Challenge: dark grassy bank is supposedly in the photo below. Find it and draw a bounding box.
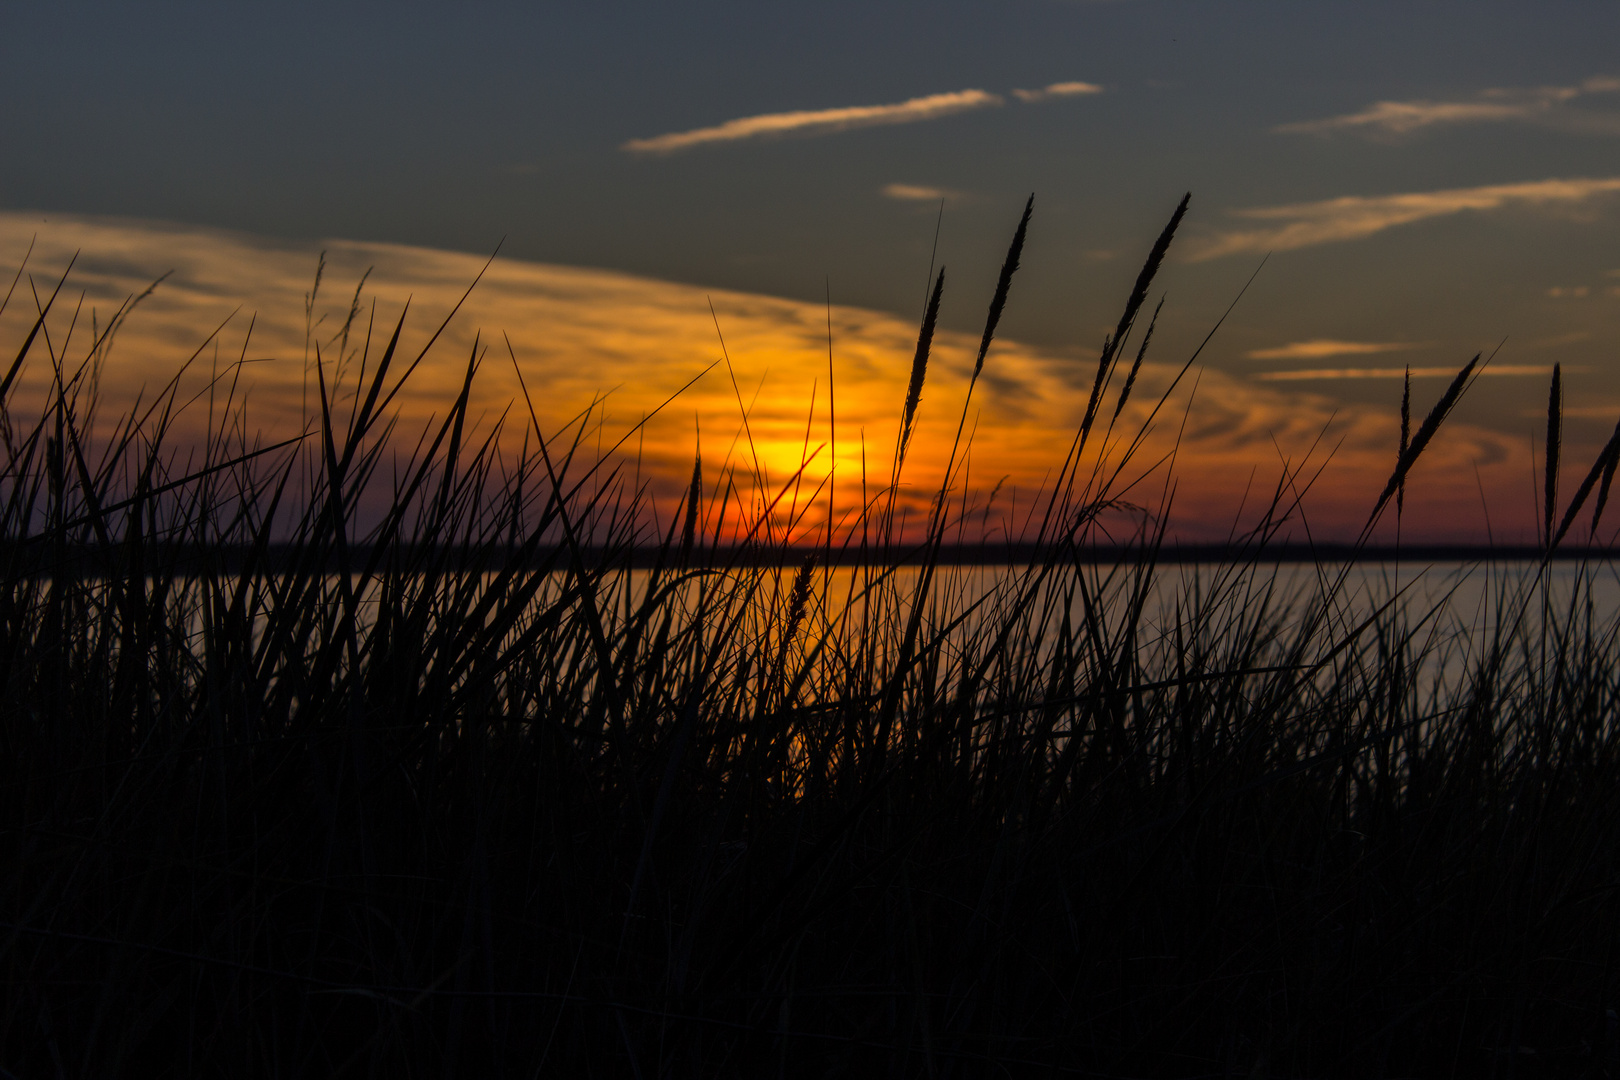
[6,199,1620,1078]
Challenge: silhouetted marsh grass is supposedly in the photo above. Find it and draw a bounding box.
[5,200,1620,1078]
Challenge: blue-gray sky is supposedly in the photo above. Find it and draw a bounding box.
[4,1,1620,539]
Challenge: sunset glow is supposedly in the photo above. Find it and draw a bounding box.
[0,212,1566,545]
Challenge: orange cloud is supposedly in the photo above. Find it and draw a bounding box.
[0,211,1549,544]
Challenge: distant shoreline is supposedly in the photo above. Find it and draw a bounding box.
[4,541,1613,574]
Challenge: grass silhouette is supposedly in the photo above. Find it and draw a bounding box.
[3,198,1620,1077]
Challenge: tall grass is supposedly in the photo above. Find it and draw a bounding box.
[4,199,1620,1078]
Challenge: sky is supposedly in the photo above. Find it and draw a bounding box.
[3,1,1620,544]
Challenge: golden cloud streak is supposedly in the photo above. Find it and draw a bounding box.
[1246,339,1419,361]
[1010,81,1102,103]
[882,183,960,203]
[622,90,1001,154]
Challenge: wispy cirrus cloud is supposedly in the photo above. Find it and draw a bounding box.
[623,80,1102,154]
[1011,81,1102,103]
[623,90,1003,154]
[1255,364,1567,382]
[1246,339,1419,361]
[1190,177,1620,261]
[1277,76,1620,136]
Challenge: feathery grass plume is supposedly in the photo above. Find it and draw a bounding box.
[901,267,945,458]
[1081,333,1113,445]
[1111,295,1163,424]
[682,445,702,553]
[1544,363,1562,549]
[885,196,1036,758]
[1082,193,1189,444]
[929,195,1037,540]
[1365,352,1479,532]
[1111,193,1189,358]
[972,194,1034,379]
[1397,366,1411,516]
[1553,414,1620,549]
[785,551,817,644]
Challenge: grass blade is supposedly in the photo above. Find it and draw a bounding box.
[901,268,945,459]
[1553,413,1620,549]
[1111,296,1163,426]
[1544,363,1562,549]
[973,195,1034,379]
[1397,366,1411,517]
[1082,194,1189,449]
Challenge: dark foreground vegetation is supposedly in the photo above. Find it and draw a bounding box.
[6,197,1620,1078]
